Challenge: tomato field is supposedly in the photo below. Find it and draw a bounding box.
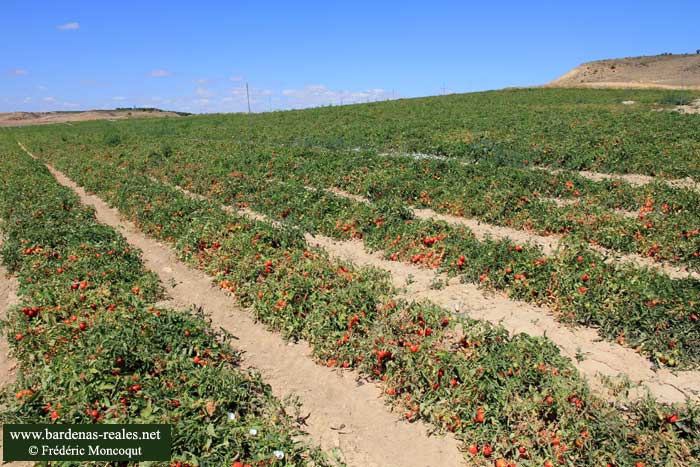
[1,88,700,466]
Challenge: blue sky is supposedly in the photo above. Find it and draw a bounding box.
[2,1,698,113]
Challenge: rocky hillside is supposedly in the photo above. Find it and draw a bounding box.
[549,53,700,89]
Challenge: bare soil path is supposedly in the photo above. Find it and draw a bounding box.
[0,257,19,391]
[0,243,32,467]
[320,186,558,255]
[382,150,700,195]
[534,166,700,194]
[23,148,465,467]
[305,236,700,404]
[326,186,699,281]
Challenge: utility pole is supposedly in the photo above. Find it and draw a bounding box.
[246,82,251,114]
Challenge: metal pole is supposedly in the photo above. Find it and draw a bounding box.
[246,83,251,114]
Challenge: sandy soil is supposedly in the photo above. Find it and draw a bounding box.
[382,152,700,194]
[325,187,372,204]
[29,154,464,467]
[416,205,699,281]
[412,208,560,255]
[575,170,700,192]
[158,178,700,404]
[0,257,19,388]
[549,81,700,90]
[548,54,700,89]
[672,99,700,114]
[305,236,700,404]
[326,186,698,281]
[0,110,181,128]
[0,243,32,467]
[536,166,700,200]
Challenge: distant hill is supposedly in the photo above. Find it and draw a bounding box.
[548,53,700,89]
[0,108,187,127]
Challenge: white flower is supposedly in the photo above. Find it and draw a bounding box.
[228,412,237,421]
[248,428,258,436]
[273,450,284,460]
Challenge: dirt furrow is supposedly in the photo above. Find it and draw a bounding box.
[157,179,700,404]
[323,186,560,254]
[304,236,700,404]
[0,238,32,467]
[412,208,561,255]
[578,170,700,192]
[0,247,19,387]
[381,150,700,192]
[415,206,698,280]
[533,166,700,193]
[27,154,465,467]
[326,186,699,281]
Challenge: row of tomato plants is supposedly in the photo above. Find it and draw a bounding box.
[59,88,700,179]
[22,120,700,273]
[62,137,700,371]
[0,138,334,467]
[191,164,700,368]
[253,144,700,272]
[303,149,700,272]
[17,136,700,467]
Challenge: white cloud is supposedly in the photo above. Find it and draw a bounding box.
[207,84,393,113]
[195,87,215,98]
[43,96,57,103]
[22,97,32,103]
[281,84,391,108]
[57,22,80,31]
[35,85,48,91]
[193,98,211,111]
[205,85,264,113]
[229,75,243,82]
[195,78,213,85]
[112,96,126,101]
[149,69,172,77]
[9,69,29,76]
